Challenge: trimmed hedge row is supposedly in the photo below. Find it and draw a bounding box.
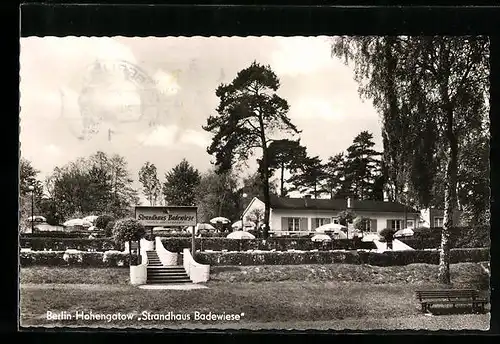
[20,237,122,252]
[195,248,490,266]
[161,237,377,252]
[21,231,104,238]
[398,226,490,249]
[19,250,139,267]
[152,231,228,238]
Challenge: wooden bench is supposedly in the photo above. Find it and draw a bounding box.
[416,289,488,313]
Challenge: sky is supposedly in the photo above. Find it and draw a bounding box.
[19,36,383,202]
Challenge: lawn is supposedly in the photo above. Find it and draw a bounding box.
[19,262,490,330]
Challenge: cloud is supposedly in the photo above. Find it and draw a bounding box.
[153,69,181,96]
[137,125,180,147]
[270,37,334,77]
[292,97,344,122]
[180,129,210,148]
[43,144,62,157]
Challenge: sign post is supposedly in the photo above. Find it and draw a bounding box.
[192,211,197,256]
[135,206,198,253]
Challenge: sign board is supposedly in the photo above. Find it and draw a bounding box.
[135,206,197,227]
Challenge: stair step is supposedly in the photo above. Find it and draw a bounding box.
[148,274,188,278]
[147,280,192,284]
[147,275,189,278]
[147,278,191,283]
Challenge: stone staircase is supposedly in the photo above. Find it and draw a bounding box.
[145,250,191,284]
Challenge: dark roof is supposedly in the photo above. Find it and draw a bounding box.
[268,195,418,213]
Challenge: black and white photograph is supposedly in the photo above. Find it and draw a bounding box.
[19,35,490,330]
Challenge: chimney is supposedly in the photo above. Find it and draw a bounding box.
[347,196,352,209]
[304,194,311,207]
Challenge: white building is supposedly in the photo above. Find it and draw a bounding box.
[242,195,420,235]
[419,208,462,228]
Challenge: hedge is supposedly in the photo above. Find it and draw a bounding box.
[20,237,122,252]
[19,250,139,267]
[398,226,490,249]
[151,231,227,238]
[195,248,490,266]
[21,231,105,239]
[160,237,377,253]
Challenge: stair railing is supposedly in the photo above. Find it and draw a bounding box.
[183,248,210,283]
[155,236,178,266]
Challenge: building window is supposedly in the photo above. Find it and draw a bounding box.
[314,218,330,229]
[288,217,301,231]
[406,220,415,229]
[434,217,444,228]
[364,219,372,232]
[389,220,403,231]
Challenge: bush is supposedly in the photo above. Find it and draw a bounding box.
[196,250,361,266]
[195,248,489,266]
[398,226,490,249]
[354,217,371,232]
[20,250,138,267]
[105,221,116,237]
[160,237,377,253]
[378,228,395,242]
[112,218,146,243]
[20,232,96,239]
[112,218,146,266]
[19,237,122,251]
[95,214,115,230]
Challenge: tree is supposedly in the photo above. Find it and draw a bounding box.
[203,62,300,239]
[267,139,307,197]
[195,169,240,223]
[19,158,44,229]
[46,152,138,220]
[20,158,43,196]
[95,214,115,230]
[343,131,382,200]
[105,220,116,238]
[247,208,265,226]
[456,128,490,226]
[163,159,201,206]
[338,210,357,226]
[139,162,162,206]
[321,153,348,199]
[112,218,146,266]
[332,36,490,283]
[37,197,64,226]
[241,171,279,201]
[379,227,396,249]
[107,154,140,218]
[287,156,327,198]
[354,216,371,233]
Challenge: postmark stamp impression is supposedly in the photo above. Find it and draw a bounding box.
[60,59,162,142]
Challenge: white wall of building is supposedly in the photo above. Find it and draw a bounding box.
[242,197,266,224]
[271,209,419,233]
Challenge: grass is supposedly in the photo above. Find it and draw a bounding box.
[21,262,490,290]
[20,267,130,285]
[19,262,491,329]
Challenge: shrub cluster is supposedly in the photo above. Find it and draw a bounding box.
[19,250,138,267]
[398,226,490,249]
[20,237,123,252]
[160,237,377,253]
[196,250,361,266]
[196,248,489,266]
[154,231,227,238]
[21,231,104,239]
